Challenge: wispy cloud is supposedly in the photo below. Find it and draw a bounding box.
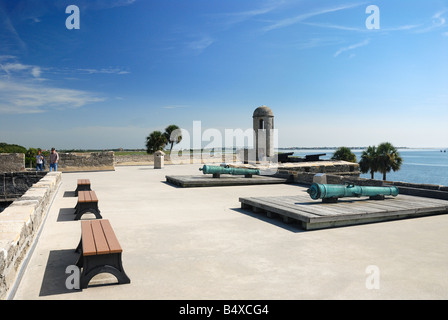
[334,39,370,57]
[0,5,27,53]
[302,21,365,32]
[0,58,42,79]
[161,105,188,110]
[302,21,421,33]
[79,0,138,11]
[0,56,105,114]
[76,68,130,75]
[415,10,447,33]
[294,37,345,50]
[382,24,422,32]
[0,79,105,114]
[263,2,367,32]
[212,0,285,27]
[223,0,285,24]
[186,36,215,54]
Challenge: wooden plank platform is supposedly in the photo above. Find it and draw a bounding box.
[239,193,448,230]
[166,175,289,188]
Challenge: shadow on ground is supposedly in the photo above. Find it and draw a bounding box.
[39,249,79,296]
[231,207,306,233]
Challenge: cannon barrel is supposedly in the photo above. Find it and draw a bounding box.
[199,165,260,176]
[307,183,399,202]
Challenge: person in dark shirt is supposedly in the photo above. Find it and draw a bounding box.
[49,147,59,171]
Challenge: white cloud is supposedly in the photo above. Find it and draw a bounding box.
[31,66,41,78]
[0,79,105,114]
[0,57,43,79]
[0,57,105,114]
[334,39,370,57]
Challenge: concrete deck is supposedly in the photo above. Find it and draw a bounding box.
[10,165,448,300]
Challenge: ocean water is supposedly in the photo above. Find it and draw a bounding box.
[278,148,448,187]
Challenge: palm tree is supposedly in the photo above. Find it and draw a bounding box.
[146,131,167,154]
[359,145,378,179]
[331,146,357,163]
[376,142,403,181]
[164,125,182,154]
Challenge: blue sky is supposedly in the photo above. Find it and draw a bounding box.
[0,0,447,149]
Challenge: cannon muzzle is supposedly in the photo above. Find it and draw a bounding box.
[307,183,399,203]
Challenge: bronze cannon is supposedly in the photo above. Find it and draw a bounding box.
[307,183,399,203]
[199,165,260,178]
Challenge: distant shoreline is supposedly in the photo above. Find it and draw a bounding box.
[56,146,448,154]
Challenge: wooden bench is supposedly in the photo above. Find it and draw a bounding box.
[74,190,102,220]
[75,179,91,196]
[75,219,130,289]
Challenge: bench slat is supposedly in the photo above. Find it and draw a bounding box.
[78,191,98,203]
[90,191,98,202]
[81,221,97,256]
[78,191,86,203]
[100,220,123,254]
[91,220,110,255]
[80,220,122,256]
[77,179,90,185]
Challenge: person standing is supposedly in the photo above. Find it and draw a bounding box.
[36,149,44,171]
[49,147,59,171]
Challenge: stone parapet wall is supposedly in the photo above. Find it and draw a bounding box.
[115,153,237,166]
[53,152,115,172]
[0,172,61,300]
[115,154,155,165]
[287,172,365,185]
[232,160,360,179]
[0,154,25,173]
[276,160,359,175]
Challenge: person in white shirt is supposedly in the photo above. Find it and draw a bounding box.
[36,149,44,171]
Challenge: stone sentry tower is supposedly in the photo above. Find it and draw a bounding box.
[253,105,274,162]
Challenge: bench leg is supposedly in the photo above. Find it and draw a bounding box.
[78,253,131,289]
[75,238,84,267]
[74,203,102,220]
[75,185,91,196]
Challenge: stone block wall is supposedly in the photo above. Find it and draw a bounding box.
[50,151,115,172]
[0,172,47,202]
[0,172,61,300]
[115,153,155,165]
[0,154,25,173]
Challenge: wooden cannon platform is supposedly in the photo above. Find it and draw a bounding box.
[239,193,448,230]
[166,175,289,188]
